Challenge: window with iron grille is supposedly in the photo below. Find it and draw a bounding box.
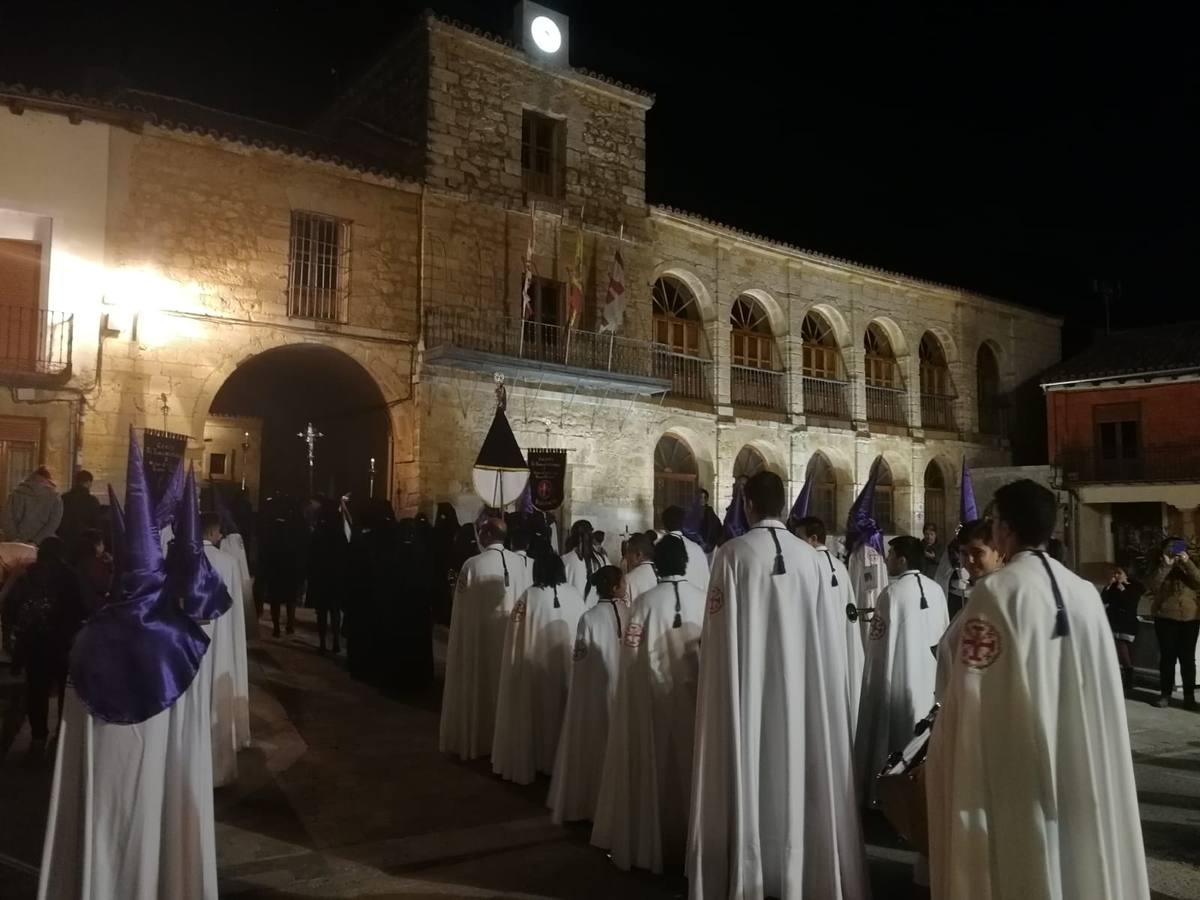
[919,333,953,396]
[522,110,565,199]
[288,211,351,322]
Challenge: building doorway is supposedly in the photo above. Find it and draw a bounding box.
[653,434,697,527]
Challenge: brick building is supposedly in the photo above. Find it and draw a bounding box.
[1043,322,1200,566]
[0,7,1062,549]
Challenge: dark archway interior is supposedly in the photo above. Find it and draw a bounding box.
[210,345,391,507]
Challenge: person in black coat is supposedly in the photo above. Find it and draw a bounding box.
[1102,565,1143,692]
[258,492,305,638]
[346,500,396,683]
[307,497,347,654]
[380,518,434,693]
[57,470,101,551]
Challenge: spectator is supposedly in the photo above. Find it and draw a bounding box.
[8,536,88,756]
[1145,538,1200,710]
[1,540,38,652]
[920,522,942,578]
[1,466,63,545]
[71,528,113,611]
[1101,565,1143,694]
[57,469,102,550]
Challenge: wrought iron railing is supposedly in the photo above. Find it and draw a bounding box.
[0,305,73,377]
[1058,445,1200,485]
[802,376,851,420]
[731,365,785,412]
[921,393,957,431]
[652,348,711,401]
[866,384,908,426]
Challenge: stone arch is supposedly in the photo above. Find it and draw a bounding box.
[735,437,788,479]
[650,265,716,323]
[655,421,715,496]
[976,339,1006,435]
[866,315,910,359]
[921,324,960,366]
[803,302,853,349]
[807,445,856,534]
[736,288,788,336]
[921,454,955,535]
[873,450,913,535]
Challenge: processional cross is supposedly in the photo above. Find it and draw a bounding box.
[297,422,324,495]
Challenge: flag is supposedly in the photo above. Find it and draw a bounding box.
[567,222,584,328]
[788,456,817,525]
[521,209,534,319]
[599,249,625,333]
[845,455,885,557]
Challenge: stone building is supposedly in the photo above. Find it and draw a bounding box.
[0,7,1061,550]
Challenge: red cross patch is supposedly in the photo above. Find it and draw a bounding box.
[511,600,526,624]
[572,639,588,661]
[707,585,724,616]
[625,623,644,649]
[959,618,1002,669]
[869,615,888,641]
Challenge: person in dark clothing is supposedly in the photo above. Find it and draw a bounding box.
[9,536,87,754]
[382,518,434,692]
[431,503,460,626]
[57,470,102,551]
[308,497,347,654]
[258,493,305,638]
[920,523,942,579]
[1101,565,1143,693]
[698,489,723,553]
[345,500,396,683]
[70,528,112,611]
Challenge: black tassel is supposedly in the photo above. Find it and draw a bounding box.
[823,550,838,587]
[917,577,928,610]
[672,582,682,629]
[1053,606,1069,638]
[831,572,838,587]
[768,528,786,575]
[1034,550,1070,640]
[504,572,510,587]
[553,585,560,609]
[673,611,682,628]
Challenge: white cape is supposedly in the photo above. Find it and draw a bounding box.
[848,543,889,650]
[201,544,242,785]
[591,576,704,873]
[666,530,710,594]
[221,532,257,645]
[547,598,627,823]
[439,544,530,760]
[205,543,250,750]
[927,552,1150,900]
[625,561,658,604]
[688,521,869,900]
[492,582,586,784]
[562,551,602,604]
[854,570,948,805]
[816,544,864,743]
[38,683,218,900]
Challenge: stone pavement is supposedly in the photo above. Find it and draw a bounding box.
[1,612,1197,899]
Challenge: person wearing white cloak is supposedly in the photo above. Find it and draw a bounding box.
[661,505,710,594]
[934,518,1004,701]
[854,535,948,806]
[687,472,869,899]
[592,535,704,874]
[440,518,529,760]
[927,479,1150,900]
[548,565,628,823]
[622,531,658,602]
[562,519,606,603]
[39,431,218,900]
[202,512,250,775]
[796,514,863,743]
[492,541,586,784]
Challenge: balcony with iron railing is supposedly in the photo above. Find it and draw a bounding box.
[730,365,785,412]
[0,304,73,382]
[866,384,908,427]
[424,307,719,400]
[802,375,852,421]
[1058,444,1200,486]
[921,393,957,432]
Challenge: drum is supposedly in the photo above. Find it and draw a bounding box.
[876,704,939,855]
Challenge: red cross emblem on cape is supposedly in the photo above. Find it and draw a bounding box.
[511,599,526,624]
[624,622,644,649]
[868,615,887,641]
[706,585,724,616]
[572,638,588,661]
[960,618,1002,669]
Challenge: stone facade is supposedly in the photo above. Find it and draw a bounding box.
[0,10,1061,548]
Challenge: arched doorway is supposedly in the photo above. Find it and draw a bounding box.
[653,434,698,526]
[809,452,838,529]
[977,343,1004,435]
[207,344,391,508]
[652,276,710,400]
[923,460,947,535]
[919,332,956,431]
[732,445,769,480]
[800,311,850,419]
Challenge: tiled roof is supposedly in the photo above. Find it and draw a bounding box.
[1039,321,1200,386]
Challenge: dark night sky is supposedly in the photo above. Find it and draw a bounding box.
[4,1,1196,351]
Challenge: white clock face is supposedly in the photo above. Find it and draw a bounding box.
[530,15,562,54]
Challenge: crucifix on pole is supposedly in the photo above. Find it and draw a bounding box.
[296,422,324,496]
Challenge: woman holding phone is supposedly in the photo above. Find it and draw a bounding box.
[1146,537,1200,710]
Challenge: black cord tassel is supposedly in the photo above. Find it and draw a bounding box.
[768,528,786,575]
[823,550,838,587]
[1034,550,1070,639]
[831,572,838,587]
[553,585,560,609]
[672,582,682,629]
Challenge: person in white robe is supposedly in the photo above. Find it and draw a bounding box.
[39,431,218,900]
[661,505,710,594]
[688,472,869,899]
[854,535,949,806]
[796,514,863,743]
[592,535,704,873]
[547,565,628,823]
[203,513,251,760]
[927,479,1150,900]
[492,541,586,784]
[220,528,255,632]
[935,518,1004,700]
[621,531,658,603]
[439,518,529,760]
[562,519,606,603]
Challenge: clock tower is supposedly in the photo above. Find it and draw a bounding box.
[514,2,570,67]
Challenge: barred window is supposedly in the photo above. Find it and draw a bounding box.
[288,211,351,322]
[522,110,565,199]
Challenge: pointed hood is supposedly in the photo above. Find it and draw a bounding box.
[471,407,529,509]
[722,481,748,542]
[960,460,978,524]
[682,492,705,545]
[106,484,127,587]
[845,456,885,557]
[166,464,233,622]
[153,456,186,532]
[69,427,209,725]
[789,457,817,524]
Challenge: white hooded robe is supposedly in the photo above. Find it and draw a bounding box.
[220,531,256,643]
[591,575,704,873]
[625,560,658,604]
[547,597,628,823]
[439,543,529,760]
[687,521,870,900]
[491,581,586,784]
[666,530,710,594]
[927,551,1150,900]
[201,542,243,786]
[562,550,603,604]
[848,542,889,650]
[205,542,250,751]
[815,543,864,742]
[854,569,949,806]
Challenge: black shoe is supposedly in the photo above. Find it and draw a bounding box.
[286,625,296,635]
[1153,696,1171,709]
[1184,695,1197,711]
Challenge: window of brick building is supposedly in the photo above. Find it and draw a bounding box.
[801,313,843,379]
[654,434,698,527]
[730,296,775,369]
[651,277,703,357]
[864,324,901,388]
[809,452,838,528]
[0,238,43,373]
[287,211,351,322]
[521,110,565,199]
[1094,403,1141,462]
